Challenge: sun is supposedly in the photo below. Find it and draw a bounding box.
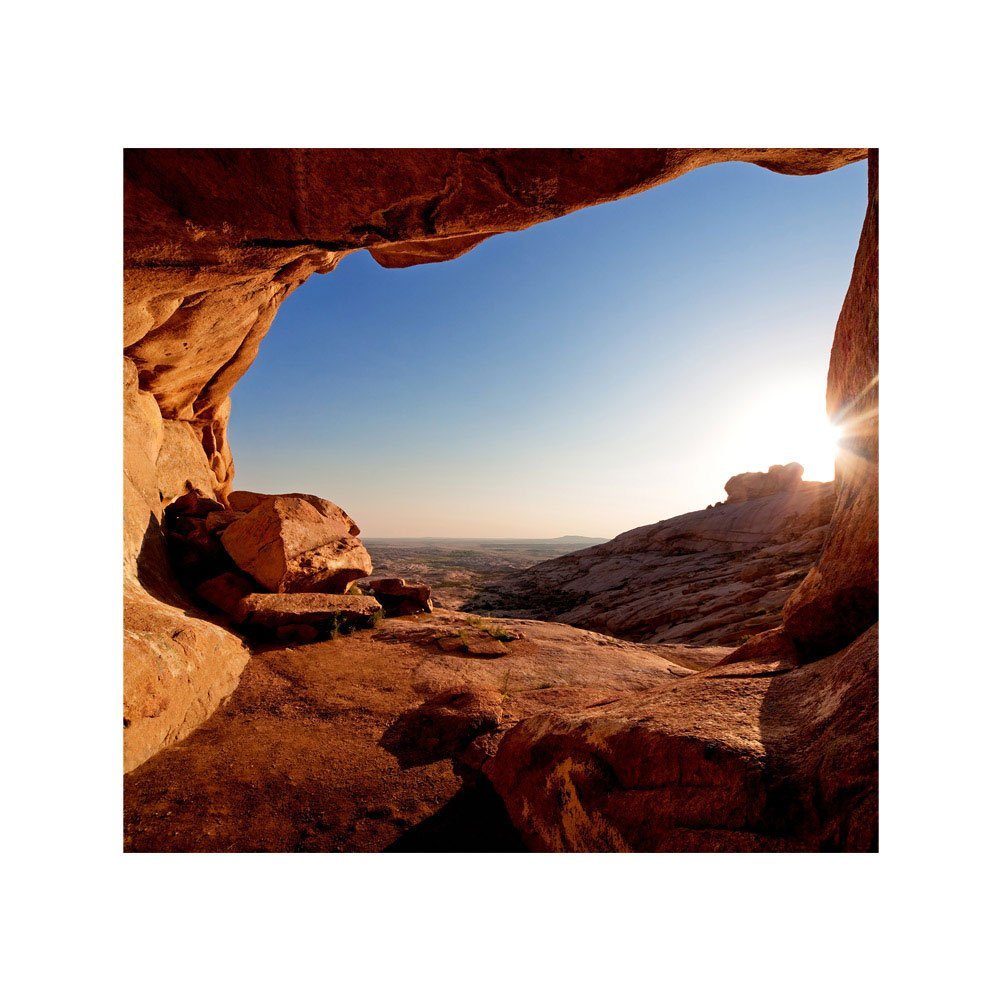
[717,375,843,483]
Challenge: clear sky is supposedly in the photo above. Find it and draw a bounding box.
[230,159,868,539]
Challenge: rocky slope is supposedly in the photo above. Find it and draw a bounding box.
[470,467,835,647]
[487,622,878,852]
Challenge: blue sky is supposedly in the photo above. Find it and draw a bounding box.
[230,159,868,538]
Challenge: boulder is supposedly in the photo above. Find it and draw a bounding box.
[367,577,433,615]
[485,624,878,852]
[221,495,371,593]
[228,490,360,535]
[163,492,234,588]
[195,571,255,619]
[380,687,504,768]
[724,462,804,503]
[236,592,382,636]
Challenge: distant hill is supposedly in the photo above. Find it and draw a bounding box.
[364,536,608,545]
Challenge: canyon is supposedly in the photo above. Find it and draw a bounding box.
[123,148,878,851]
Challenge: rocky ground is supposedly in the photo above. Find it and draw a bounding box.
[124,611,700,852]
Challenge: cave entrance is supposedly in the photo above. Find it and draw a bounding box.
[227,160,866,568]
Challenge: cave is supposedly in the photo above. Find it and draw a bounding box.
[123,148,878,851]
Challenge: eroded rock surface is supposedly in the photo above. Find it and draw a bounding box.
[473,479,835,646]
[238,593,382,633]
[725,462,804,503]
[364,577,434,615]
[124,612,695,851]
[486,624,878,852]
[220,495,371,594]
[123,360,249,773]
[123,149,878,848]
[783,154,879,658]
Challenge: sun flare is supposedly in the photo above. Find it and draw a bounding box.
[718,376,842,483]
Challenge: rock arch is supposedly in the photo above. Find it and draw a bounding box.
[123,148,877,785]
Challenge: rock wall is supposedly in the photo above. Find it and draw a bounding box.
[123,358,248,771]
[123,148,875,772]
[783,152,879,658]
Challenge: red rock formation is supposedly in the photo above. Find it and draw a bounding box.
[124,149,866,493]
[783,153,879,658]
[474,479,835,646]
[123,359,248,773]
[237,593,382,634]
[123,148,877,805]
[486,624,878,851]
[365,577,434,615]
[220,495,371,594]
[724,462,804,503]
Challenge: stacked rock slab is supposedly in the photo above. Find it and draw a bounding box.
[365,577,434,615]
[166,489,377,638]
[237,593,382,635]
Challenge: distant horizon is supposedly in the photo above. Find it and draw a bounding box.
[362,533,610,542]
[230,161,865,537]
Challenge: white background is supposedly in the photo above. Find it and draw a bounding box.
[2,1,996,996]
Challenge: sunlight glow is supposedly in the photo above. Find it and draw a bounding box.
[714,375,842,483]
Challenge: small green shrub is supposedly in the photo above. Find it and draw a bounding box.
[466,615,517,642]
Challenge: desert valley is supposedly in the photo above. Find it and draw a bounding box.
[124,148,878,852]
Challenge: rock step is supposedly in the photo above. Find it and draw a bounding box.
[237,593,382,631]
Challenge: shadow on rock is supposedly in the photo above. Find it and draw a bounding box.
[385,783,526,853]
[379,687,503,769]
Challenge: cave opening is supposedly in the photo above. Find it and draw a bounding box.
[227,160,868,543]
[124,149,878,852]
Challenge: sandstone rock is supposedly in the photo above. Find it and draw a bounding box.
[124,149,866,503]
[221,495,371,593]
[380,687,504,768]
[123,148,877,797]
[123,359,248,773]
[485,624,878,852]
[204,509,243,534]
[228,490,360,535]
[195,571,256,620]
[237,592,382,634]
[783,153,879,659]
[367,577,433,615]
[156,420,224,505]
[725,462,804,503]
[718,626,798,665]
[461,635,508,658]
[125,612,692,851]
